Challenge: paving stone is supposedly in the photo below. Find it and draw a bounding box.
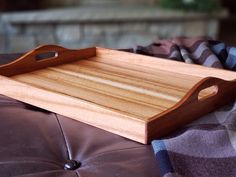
[57,41,80,49]
[35,33,56,45]
[26,25,54,35]
[115,33,157,48]
[0,21,7,52]
[121,23,148,33]
[105,34,121,48]
[56,24,81,43]
[0,35,6,53]
[8,35,36,53]
[79,35,106,48]
[184,21,207,37]
[83,24,104,36]
[149,22,184,39]
[101,24,122,35]
[9,24,25,35]
[206,20,219,39]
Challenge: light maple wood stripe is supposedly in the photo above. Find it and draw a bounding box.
[35,68,176,109]
[85,58,212,98]
[90,56,203,89]
[12,73,163,119]
[50,67,180,104]
[71,59,210,100]
[74,59,190,93]
[55,63,184,101]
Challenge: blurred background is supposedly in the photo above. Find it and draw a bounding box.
[0,0,234,53]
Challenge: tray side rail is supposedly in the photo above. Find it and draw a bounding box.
[0,45,96,76]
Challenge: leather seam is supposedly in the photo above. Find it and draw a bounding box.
[54,113,71,160]
[82,146,145,164]
[14,169,70,177]
[0,160,61,167]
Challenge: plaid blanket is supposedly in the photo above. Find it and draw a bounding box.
[130,37,236,177]
[126,36,236,70]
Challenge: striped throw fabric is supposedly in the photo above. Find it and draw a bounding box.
[127,37,236,70]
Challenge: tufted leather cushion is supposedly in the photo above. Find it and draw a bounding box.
[0,54,160,177]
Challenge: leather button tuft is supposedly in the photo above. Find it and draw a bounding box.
[64,160,81,170]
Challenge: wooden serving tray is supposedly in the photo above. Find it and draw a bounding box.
[1,45,236,144]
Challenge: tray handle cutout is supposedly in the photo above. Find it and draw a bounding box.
[0,45,96,76]
[35,51,58,61]
[182,77,235,105]
[198,85,218,101]
[148,77,236,143]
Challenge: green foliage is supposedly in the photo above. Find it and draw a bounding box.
[159,0,221,12]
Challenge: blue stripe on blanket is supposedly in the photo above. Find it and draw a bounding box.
[211,43,225,55]
[225,48,236,69]
[152,140,174,176]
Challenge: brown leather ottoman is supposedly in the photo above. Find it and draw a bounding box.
[0,54,160,177]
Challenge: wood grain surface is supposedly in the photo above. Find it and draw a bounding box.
[1,45,236,144]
